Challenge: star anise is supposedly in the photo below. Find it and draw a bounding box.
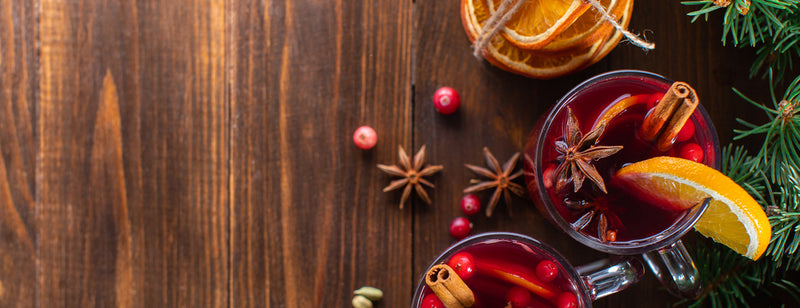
[565,197,621,242]
[464,147,525,217]
[554,107,623,193]
[377,145,443,209]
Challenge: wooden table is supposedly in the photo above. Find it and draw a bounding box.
[0,1,777,307]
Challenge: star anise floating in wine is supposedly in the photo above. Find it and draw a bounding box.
[565,197,621,242]
[377,145,443,209]
[554,107,623,193]
[463,147,525,217]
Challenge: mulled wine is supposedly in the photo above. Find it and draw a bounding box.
[524,71,720,246]
[412,232,642,308]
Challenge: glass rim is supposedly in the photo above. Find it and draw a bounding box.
[534,70,721,255]
[411,232,592,307]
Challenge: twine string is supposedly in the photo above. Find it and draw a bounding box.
[472,0,654,59]
[586,0,654,50]
[473,0,523,58]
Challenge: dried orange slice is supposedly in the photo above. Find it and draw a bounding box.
[540,0,630,53]
[461,0,631,79]
[484,38,603,80]
[486,0,591,49]
[615,157,772,260]
[588,0,633,65]
[463,0,593,79]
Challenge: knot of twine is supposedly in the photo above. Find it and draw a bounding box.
[473,0,655,59]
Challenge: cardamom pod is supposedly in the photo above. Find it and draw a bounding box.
[351,295,373,308]
[353,286,383,301]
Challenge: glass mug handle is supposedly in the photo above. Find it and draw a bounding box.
[575,256,644,300]
[642,240,701,298]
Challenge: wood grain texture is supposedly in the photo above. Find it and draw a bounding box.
[0,0,37,307]
[413,1,773,307]
[37,1,228,306]
[229,0,413,306]
[0,0,790,307]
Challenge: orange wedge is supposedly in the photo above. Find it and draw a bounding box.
[540,0,630,53]
[615,157,772,260]
[486,0,591,49]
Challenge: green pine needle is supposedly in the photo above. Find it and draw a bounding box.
[683,0,800,81]
[686,72,800,306]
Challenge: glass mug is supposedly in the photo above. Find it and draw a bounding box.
[523,70,721,298]
[411,232,643,307]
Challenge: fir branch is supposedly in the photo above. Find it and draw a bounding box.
[687,72,800,307]
[682,0,800,81]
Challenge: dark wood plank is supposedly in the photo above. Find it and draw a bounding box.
[230,0,414,306]
[413,1,773,307]
[37,1,228,306]
[0,1,37,307]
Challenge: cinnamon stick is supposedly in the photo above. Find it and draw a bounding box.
[425,264,475,308]
[640,81,698,151]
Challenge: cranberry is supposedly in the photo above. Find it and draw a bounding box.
[449,217,472,240]
[421,293,445,308]
[447,252,476,279]
[460,194,481,216]
[606,230,617,242]
[535,260,558,283]
[557,292,578,308]
[506,286,533,308]
[433,87,461,115]
[679,143,704,163]
[676,119,695,142]
[353,126,377,150]
[543,165,556,189]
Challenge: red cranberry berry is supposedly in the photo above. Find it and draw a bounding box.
[543,165,556,189]
[460,194,481,216]
[449,217,472,240]
[679,143,704,163]
[433,87,461,115]
[447,252,476,280]
[421,293,445,308]
[506,286,533,308]
[557,292,578,308]
[535,260,558,283]
[606,230,617,242]
[353,126,377,150]
[676,119,695,142]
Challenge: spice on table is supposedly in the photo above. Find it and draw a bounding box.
[377,145,443,209]
[640,81,699,151]
[463,147,525,217]
[425,264,475,308]
[352,295,373,308]
[553,108,622,194]
[354,286,383,301]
